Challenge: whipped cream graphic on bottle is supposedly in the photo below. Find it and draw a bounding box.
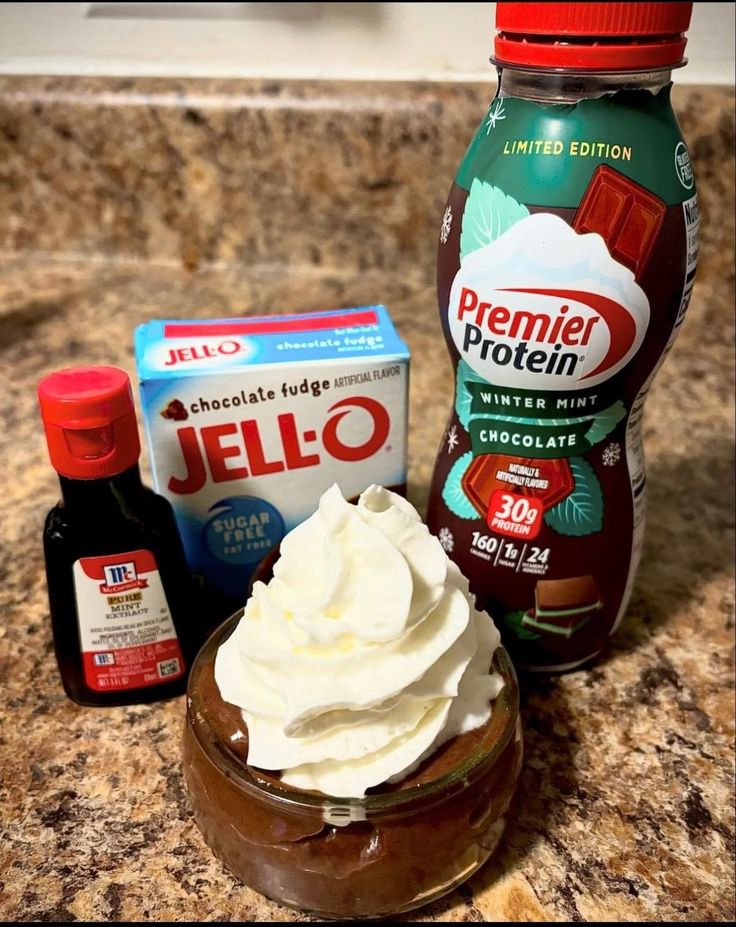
[215,484,503,797]
[449,212,650,390]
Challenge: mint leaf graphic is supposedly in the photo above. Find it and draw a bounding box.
[544,457,603,536]
[460,179,530,260]
[442,451,477,519]
[585,400,627,447]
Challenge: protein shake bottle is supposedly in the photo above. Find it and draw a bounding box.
[427,2,698,671]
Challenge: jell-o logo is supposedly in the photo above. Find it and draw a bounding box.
[167,397,391,494]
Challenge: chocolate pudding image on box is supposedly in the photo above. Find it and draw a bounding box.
[183,484,522,919]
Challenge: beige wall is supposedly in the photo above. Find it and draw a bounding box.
[0,2,733,84]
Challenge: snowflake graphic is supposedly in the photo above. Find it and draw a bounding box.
[438,527,455,553]
[446,423,459,454]
[602,442,622,467]
[439,206,453,245]
[485,100,506,134]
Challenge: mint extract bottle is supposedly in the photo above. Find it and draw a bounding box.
[39,366,199,706]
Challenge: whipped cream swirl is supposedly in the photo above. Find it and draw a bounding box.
[215,484,504,798]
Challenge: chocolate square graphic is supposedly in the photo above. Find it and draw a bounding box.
[573,164,666,281]
[521,575,603,638]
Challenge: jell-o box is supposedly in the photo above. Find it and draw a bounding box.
[135,307,409,613]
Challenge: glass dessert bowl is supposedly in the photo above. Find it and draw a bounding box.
[183,485,523,919]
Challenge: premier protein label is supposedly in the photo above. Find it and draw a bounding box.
[448,212,650,391]
[136,307,410,601]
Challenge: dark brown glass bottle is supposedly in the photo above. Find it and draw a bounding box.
[39,366,200,706]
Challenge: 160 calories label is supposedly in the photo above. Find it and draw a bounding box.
[73,550,185,691]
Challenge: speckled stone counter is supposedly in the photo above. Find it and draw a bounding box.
[0,77,733,281]
[0,78,734,923]
[1,256,733,922]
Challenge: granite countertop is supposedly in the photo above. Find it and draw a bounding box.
[0,253,733,923]
[0,75,734,923]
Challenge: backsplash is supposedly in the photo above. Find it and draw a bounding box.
[0,76,732,281]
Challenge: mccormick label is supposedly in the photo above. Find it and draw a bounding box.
[428,87,698,671]
[73,550,185,691]
[136,307,410,603]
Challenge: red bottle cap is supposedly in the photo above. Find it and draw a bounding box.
[38,366,141,479]
[494,2,693,72]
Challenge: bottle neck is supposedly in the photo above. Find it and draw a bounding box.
[496,66,672,103]
[59,464,145,514]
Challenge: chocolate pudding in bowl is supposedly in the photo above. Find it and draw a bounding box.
[183,485,523,919]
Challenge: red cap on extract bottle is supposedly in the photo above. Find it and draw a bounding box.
[38,366,141,479]
[494,2,693,72]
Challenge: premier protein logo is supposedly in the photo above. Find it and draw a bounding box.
[449,284,648,390]
[447,211,651,390]
[167,396,391,495]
